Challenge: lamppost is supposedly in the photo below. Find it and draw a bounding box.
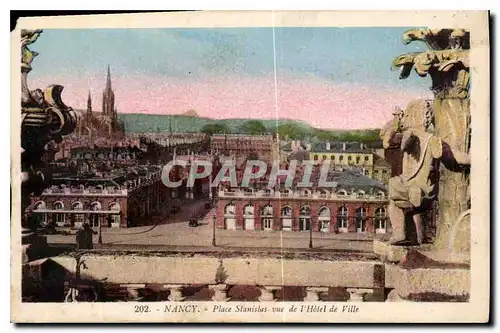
[309,218,313,249]
[212,215,216,246]
[98,219,103,245]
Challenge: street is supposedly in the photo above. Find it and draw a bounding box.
[46,204,376,253]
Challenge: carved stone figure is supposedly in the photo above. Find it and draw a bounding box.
[389,28,471,254]
[382,100,442,245]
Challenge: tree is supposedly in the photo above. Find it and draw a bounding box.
[238,120,267,135]
[201,123,230,135]
[276,123,306,139]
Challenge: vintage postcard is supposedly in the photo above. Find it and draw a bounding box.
[11,11,490,323]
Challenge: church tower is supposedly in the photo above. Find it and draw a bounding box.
[86,91,92,120]
[102,65,115,117]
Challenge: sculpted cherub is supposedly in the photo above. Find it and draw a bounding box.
[381,100,470,246]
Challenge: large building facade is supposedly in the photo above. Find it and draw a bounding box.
[210,134,277,161]
[215,168,390,234]
[283,140,392,184]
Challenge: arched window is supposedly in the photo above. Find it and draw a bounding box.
[319,206,330,218]
[299,205,311,216]
[357,190,365,199]
[337,206,348,232]
[375,207,387,234]
[376,191,385,199]
[33,201,46,210]
[319,189,328,198]
[243,204,254,216]
[299,205,311,231]
[72,201,84,226]
[318,206,330,232]
[108,202,121,228]
[89,201,101,227]
[243,204,255,230]
[53,201,65,226]
[281,206,292,217]
[337,189,347,196]
[356,207,367,233]
[224,203,236,216]
[261,204,273,216]
[33,201,47,226]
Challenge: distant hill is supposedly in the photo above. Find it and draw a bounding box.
[117,113,316,134]
[116,113,382,143]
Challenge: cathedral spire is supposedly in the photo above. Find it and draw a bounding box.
[106,64,112,91]
[102,65,115,116]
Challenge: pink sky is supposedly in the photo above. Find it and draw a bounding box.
[30,74,431,130]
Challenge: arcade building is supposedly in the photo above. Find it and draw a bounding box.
[215,165,390,234]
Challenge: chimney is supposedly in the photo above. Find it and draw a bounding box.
[326,142,331,151]
[306,143,311,151]
[342,142,346,151]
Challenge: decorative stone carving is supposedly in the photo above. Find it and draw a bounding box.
[303,287,328,301]
[258,286,281,302]
[346,288,373,302]
[164,284,186,301]
[20,29,77,262]
[210,284,230,302]
[385,28,471,256]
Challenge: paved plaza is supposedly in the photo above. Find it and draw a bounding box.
[46,204,376,253]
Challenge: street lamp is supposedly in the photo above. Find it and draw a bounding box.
[309,219,313,249]
[212,215,216,246]
[98,220,103,245]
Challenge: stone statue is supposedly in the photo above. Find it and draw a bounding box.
[382,100,440,245]
[388,28,471,254]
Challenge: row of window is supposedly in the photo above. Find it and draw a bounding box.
[35,212,121,228]
[224,215,387,233]
[312,154,372,163]
[33,200,121,211]
[224,203,386,218]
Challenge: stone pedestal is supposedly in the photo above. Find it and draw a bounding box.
[210,284,230,302]
[120,284,145,301]
[258,286,281,302]
[303,287,328,301]
[164,284,186,302]
[346,288,373,302]
[384,263,470,302]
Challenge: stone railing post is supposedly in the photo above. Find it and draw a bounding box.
[120,284,145,301]
[346,288,373,302]
[164,284,186,302]
[258,286,281,302]
[210,284,230,302]
[303,287,329,301]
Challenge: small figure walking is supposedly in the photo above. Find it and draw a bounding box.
[76,223,97,250]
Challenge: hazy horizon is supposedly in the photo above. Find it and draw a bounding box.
[29,27,433,130]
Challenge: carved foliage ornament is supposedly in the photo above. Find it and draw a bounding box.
[391,28,470,99]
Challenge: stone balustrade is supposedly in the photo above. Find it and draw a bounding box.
[218,190,387,202]
[36,253,469,303]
